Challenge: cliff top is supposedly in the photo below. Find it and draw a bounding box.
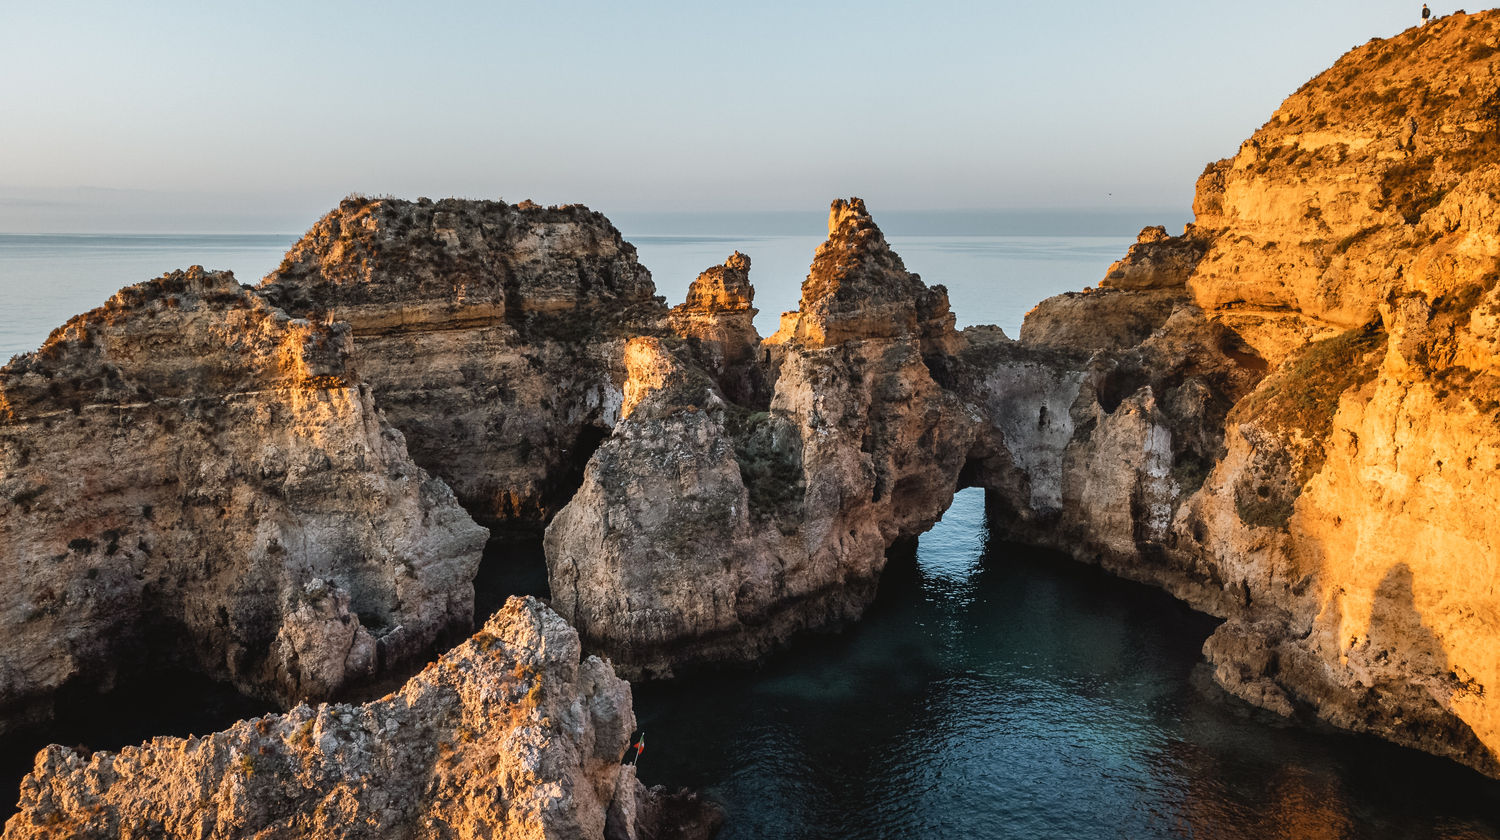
[0,268,352,420]
[782,197,955,348]
[1162,9,1500,362]
[258,197,665,330]
[678,251,755,314]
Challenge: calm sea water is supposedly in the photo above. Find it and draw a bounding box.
[0,231,1128,361]
[632,489,1500,840]
[0,234,299,363]
[630,233,1130,339]
[2,233,1498,835]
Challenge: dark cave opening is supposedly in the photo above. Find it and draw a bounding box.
[513,422,612,539]
[472,532,552,626]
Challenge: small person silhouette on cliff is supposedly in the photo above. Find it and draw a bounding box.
[1422,4,1431,23]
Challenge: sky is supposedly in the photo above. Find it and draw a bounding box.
[0,0,1452,233]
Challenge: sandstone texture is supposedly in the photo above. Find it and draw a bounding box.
[0,268,487,729]
[545,203,979,677]
[667,252,763,406]
[259,197,669,531]
[983,12,1500,777]
[6,14,1500,823]
[2,596,712,840]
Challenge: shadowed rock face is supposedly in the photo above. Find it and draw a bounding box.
[542,13,1500,778]
[1,597,714,840]
[544,204,979,678]
[8,19,1500,828]
[259,196,670,531]
[0,268,487,731]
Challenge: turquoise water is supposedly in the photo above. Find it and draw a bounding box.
[632,489,1500,839]
[4,233,1498,834]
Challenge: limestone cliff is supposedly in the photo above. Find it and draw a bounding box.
[1188,12,1500,363]
[0,268,487,730]
[6,11,1500,806]
[1,597,712,840]
[259,196,669,530]
[667,252,763,406]
[544,203,978,677]
[984,11,1500,777]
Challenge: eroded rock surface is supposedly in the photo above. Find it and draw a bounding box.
[667,252,764,406]
[0,268,487,729]
[545,203,978,677]
[259,197,669,530]
[982,12,1500,776]
[1,597,710,840]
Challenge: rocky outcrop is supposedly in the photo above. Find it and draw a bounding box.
[0,268,487,730]
[667,252,763,406]
[771,199,959,354]
[259,197,669,531]
[6,11,1500,806]
[544,201,979,677]
[979,12,1500,777]
[2,597,714,840]
[1018,225,1204,353]
[1185,12,1500,364]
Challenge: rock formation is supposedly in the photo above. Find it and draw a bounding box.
[0,268,487,730]
[980,11,1500,776]
[544,203,979,677]
[667,252,763,406]
[543,13,1500,779]
[258,197,669,531]
[2,596,717,840]
[6,15,1500,826]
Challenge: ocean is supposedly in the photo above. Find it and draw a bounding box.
[0,230,1130,362]
[1,230,1497,836]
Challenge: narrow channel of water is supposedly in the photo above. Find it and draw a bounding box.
[631,488,1500,839]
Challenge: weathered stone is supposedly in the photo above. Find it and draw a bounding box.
[668,252,763,406]
[545,201,979,677]
[259,197,669,530]
[0,597,694,840]
[982,12,1500,777]
[0,268,487,730]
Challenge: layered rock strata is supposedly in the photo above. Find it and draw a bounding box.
[258,197,669,530]
[667,252,764,406]
[545,203,979,677]
[546,13,1500,777]
[982,12,1500,776]
[2,597,711,840]
[6,11,1500,805]
[0,268,487,730]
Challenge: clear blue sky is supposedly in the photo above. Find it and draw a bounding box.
[0,0,1447,232]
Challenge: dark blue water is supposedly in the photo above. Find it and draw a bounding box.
[632,489,1500,839]
[7,234,1499,835]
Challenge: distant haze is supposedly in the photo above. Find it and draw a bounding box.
[0,0,1439,233]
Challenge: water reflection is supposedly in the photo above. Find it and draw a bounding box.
[632,488,1500,839]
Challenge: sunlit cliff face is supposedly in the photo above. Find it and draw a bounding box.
[1185,12,1500,365]
[1176,11,1500,776]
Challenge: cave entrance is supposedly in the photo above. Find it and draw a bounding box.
[472,532,551,625]
[532,422,612,530]
[470,423,609,624]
